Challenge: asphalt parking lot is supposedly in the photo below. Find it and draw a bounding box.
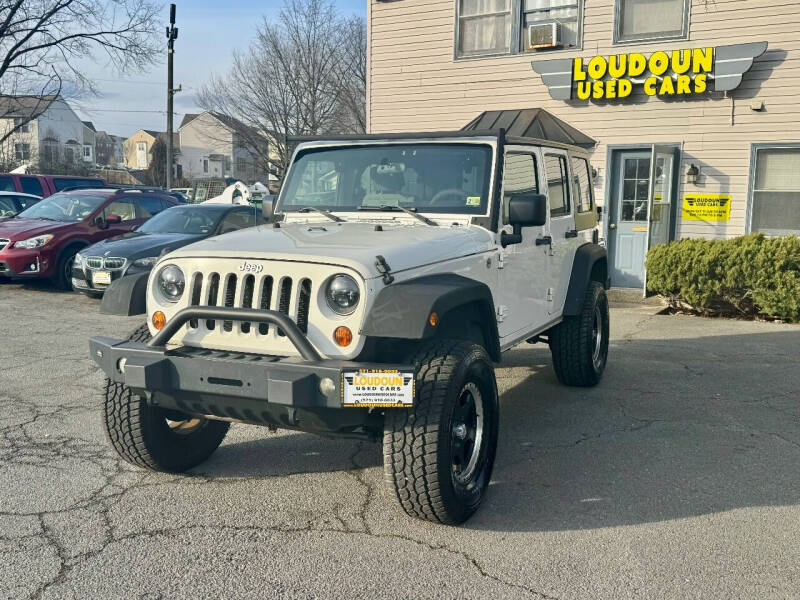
[1,281,799,600]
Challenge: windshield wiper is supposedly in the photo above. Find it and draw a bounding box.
[297,206,345,223]
[358,204,438,226]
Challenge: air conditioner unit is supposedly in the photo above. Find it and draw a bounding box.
[528,22,562,50]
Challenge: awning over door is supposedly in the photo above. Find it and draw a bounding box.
[462,108,596,148]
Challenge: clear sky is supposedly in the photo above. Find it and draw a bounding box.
[74,0,366,136]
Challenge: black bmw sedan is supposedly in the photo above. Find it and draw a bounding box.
[72,203,262,296]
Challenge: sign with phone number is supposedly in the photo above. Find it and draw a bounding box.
[682,194,731,222]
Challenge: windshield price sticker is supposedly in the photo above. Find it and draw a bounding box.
[342,369,415,408]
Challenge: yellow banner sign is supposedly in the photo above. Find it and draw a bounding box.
[682,194,731,222]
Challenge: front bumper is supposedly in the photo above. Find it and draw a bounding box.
[0,249,47,277]
[90,306,412,437]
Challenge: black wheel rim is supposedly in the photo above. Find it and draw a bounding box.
[451,381,484,486]
[63,254,75,288]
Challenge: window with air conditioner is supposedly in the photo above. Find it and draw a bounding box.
[750,146,800,237]
[456,0,582,58]
[614,0,689,43]
[523,0,581,50]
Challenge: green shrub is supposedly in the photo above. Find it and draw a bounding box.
[645,234,800,322]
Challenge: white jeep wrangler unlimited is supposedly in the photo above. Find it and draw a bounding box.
[91,130,609,525]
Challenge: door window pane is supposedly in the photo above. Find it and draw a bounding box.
[751,148,800,236]
[616,0,687,42]
[502,153,539,223]
[20,177,43,196]
[104,199,136,222]
[620,157,650,222]
[458,0,511,57]
[544,154,570,217]
[570,156,593,213]
[523,0,581,49]
[0,176,15,191]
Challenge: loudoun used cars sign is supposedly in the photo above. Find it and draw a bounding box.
[532,42,767,101]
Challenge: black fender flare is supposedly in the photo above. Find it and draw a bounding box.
[100,272,149,316]
[563,243,609,316]
[361,274,501,361]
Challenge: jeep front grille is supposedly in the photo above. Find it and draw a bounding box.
[0,238,9,252]
[186,272,312,340]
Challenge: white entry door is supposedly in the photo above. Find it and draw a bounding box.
[136,142,147,168]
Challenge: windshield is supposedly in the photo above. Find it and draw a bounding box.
[16,193,107,222]
[138,205,225,234]
[279,143,493,214]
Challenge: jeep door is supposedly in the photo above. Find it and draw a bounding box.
[495,149,551,343]
[542,150,583,315]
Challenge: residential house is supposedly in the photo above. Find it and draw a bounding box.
[123,129,178,170]
[177,111,269,183]
[0,95,91,171]
[95,131,125,168]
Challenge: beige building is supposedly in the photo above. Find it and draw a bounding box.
[123,129,178,170]
[367,0,800,288]
[177,112,269,183]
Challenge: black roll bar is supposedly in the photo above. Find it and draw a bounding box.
[147,307,322,362]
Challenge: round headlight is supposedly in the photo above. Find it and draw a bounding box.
[157,265,185,302]
[325,274,360,315]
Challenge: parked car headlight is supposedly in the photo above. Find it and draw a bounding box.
[325,274,360,315]
[74,252,84,265]
[156,264,185,302]
[14,234,54,249]
[133,256,158,269]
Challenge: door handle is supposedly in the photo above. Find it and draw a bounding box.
[535,235,552,246]
[609,223,617,229]
[565,229,578,238]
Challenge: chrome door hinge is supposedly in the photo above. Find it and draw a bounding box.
[497,251,505,269]
[496,305,508,323]
[546,287,554,302]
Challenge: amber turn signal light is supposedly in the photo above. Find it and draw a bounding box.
[152,311,166,331]
[429,312,438,327]
[333,326,353,347]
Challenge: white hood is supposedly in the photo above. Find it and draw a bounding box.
[167,220,495,278]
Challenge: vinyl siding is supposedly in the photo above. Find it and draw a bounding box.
[367,0,800,239]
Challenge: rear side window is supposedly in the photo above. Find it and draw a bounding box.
[570,156,593,214]
[0,175,15,192]
[217,209,258,233]
[544,154,571,217]
[14,195,38,210]
[136,196,167,217]
[19,177,43,196]
[53,178,103,191]
[0,197,17,215]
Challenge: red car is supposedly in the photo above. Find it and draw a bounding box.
[0,188,178,289]
[0,173,105,197]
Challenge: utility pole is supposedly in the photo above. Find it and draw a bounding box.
[166,3,179,189]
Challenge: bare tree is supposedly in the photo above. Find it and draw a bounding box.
[146,135,167,187]
[0,0,161,144]
[198,0,367,178]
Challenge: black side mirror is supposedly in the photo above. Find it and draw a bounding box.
[261,197,275,221]
[501,193,547,247]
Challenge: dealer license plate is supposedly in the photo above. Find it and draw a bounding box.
[92,270,112,286]
[342,369,415,408]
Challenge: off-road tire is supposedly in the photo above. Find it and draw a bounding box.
[102,323,230,472]
[550,281,609,387]
[383,339,499,525]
